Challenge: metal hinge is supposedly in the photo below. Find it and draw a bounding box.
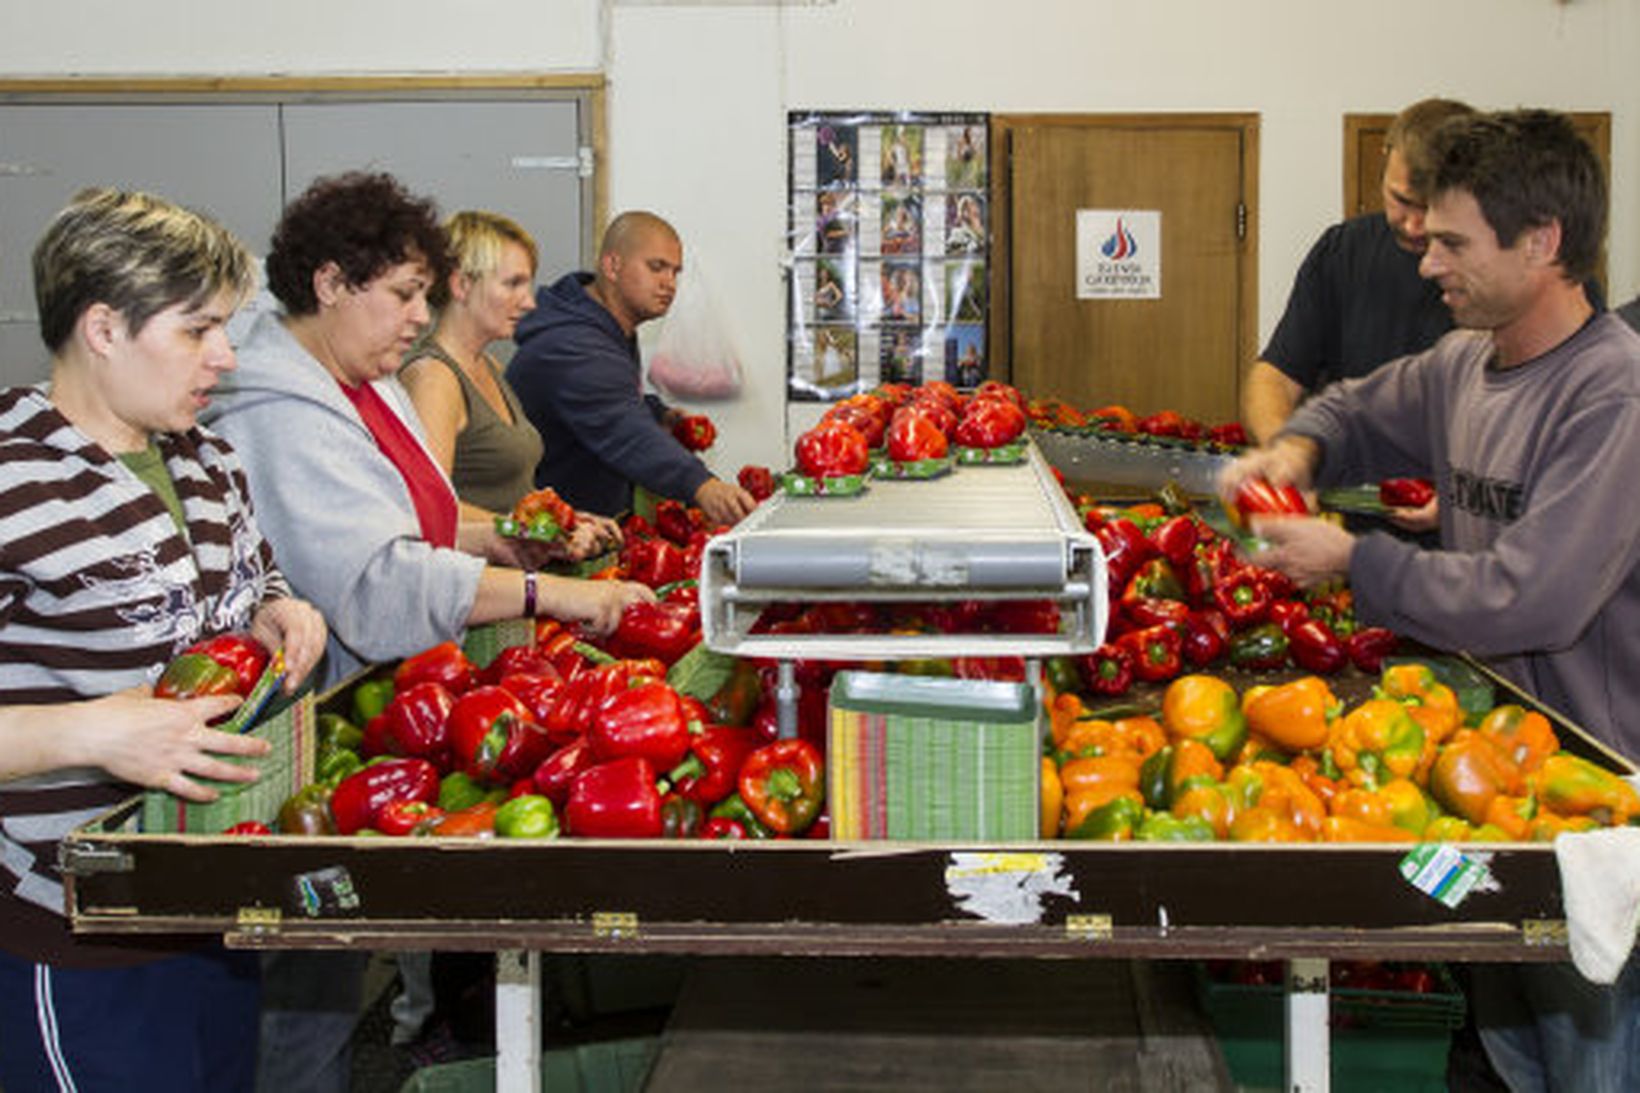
[237,906,282,935]
[1065,913,1112,941]
[592,911,640,939]
[1235,201,1247,241]
[58,843,133,876]
[1522,919,1569,947]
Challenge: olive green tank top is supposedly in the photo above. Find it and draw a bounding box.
[411,340,545,514]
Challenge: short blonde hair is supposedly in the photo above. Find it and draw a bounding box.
[430,210,539,309]
[33,188,254,353]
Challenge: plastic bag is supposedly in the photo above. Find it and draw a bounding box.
[647,263,744,401]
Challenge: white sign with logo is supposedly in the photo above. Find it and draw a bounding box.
[1075,209,1162,300]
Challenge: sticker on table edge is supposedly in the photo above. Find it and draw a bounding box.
[953,441,1027,465]
[780,470,870,497]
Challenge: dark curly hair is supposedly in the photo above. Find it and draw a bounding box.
[265,171,453,315]
[1430,110,1606,284]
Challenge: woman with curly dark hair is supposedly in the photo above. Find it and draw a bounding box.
[207,172,649,690]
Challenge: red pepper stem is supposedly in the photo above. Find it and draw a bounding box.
[574,641,617,666]
[667,754,706,785]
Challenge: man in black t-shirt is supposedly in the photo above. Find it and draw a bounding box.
[1244,98,1476,447]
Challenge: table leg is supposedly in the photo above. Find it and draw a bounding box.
[495,949,543,1092]
[1285,956,1330,1092]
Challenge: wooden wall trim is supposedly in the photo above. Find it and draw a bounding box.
[0,74,603,97]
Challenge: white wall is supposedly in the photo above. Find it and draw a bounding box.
[4,0,1636,476]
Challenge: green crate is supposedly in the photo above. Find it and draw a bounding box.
[398,1035,659,1093]
[1193,963,1463,1092]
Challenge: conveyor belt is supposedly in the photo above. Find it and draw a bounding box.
[700,441,1106,659]
[1032,428,1234,497]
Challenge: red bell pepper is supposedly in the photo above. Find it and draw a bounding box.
[1347,627,1400,674]
[565,756,665,838]
[607,600,700,666]
[182,633,271,695]
[1123,596,1191,632]
[1094,517,1156,595]
[737,464,777,501]
[795,420,870,478]
[668,726,762,806]
[1136,409,1202,440]
[1230,476,1309,523]
[621,537,689,589]
[589,679,692,769]
[823,402,887,449]
[508,487,578,540]
[886,408,950,462]
[671,413,717,452]
[1124,558,1186,604]
[1288,617,1348,674]
[952,398,1027,449]
[447,685,551,785]
[1180,609,1230,668]
[738,739,825,835]
[701,817,748,840]
[496,670,566,726]
[222,820,273,836]
[1077,643,1135,697]
[532,737,597,809]
[381,681,457,767]
[1267,599,1309,637]
[330,758,440,835]
[988,599,1061,635]
[973,379,1024,407]
[1208,422,1249,448]
[428,799,500,838]
[1117,625,1184,683]
[394,641,477,696]
[376,799,445,837]
[480,644,560,687]
[652,499,699,546]
[153,652,242,701]
[1148,516,1198,570]
[1379,477,1436,509]
[1212,569,1272,627]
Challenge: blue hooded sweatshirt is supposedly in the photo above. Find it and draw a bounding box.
[506,272,710,516]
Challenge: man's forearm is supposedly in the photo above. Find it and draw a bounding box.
[1243,360,1305,446]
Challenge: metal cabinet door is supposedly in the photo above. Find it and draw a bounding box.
[281,99,589,290]
[0,104,283,386]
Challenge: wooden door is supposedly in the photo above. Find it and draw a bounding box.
[1344,111,1611,287]
[996,115,1256,424]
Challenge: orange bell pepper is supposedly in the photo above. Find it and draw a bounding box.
[1427,729,1523,825]
[1422,815,1476,843]
[1378,663,1461,746]
[1330,778,1438,835]
[1329,699,1426,789]
[1477,705,1559,774]
[1228,806,1312,842]
[1226,761,1326,837]
[1241,676,1340,753]
[1172,781,1235,838]
[1162,674,1247,761]
[1481,794,1533,841]
[1048,692,1089,750]
[1288,753,1342,808]
[1322,815,1418,843]
[1531,753,1640,825]
[1527,813,1601,842]
[1064,787,1144,833]
[1040,756,1064,839]
[1060,755,1143,833]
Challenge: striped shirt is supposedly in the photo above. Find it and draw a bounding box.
[0,385,290,965]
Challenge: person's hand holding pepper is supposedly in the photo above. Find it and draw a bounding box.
[538,573,655,636]
[1249,515,1356,590]
[249,597,328,693]
[1217,433,1321,510]
[694,477,757,526]
[1387,496,1440,533]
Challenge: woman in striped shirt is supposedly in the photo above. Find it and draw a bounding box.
[0,189,326,1092]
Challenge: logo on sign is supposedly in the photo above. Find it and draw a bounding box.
[1100,218,1138,260]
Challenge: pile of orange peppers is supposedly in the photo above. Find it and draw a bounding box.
[1040,662,1638,843]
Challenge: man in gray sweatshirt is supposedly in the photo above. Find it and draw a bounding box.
[1223,109,1640,1093]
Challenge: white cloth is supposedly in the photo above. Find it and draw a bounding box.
[1555,826,1640,984]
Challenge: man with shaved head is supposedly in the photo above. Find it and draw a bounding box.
[508,211,755,524]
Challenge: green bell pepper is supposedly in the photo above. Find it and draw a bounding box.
[494,794,560,839]
[350,677,396,726]
[1135,812,1216,842]
[438,771,508,813]
[1066,795,1143,841]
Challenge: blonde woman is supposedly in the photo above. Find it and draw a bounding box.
[402,211,616,553]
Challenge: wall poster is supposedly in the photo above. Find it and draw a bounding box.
[787,110,991,401]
